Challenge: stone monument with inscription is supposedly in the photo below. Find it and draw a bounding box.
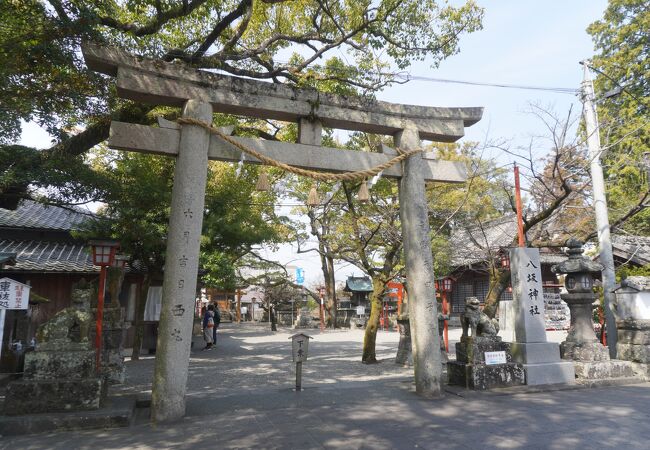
[509,248,575,385]
[447,297,525,390]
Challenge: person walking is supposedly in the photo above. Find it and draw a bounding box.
[202,304,215,350]
[212,304,221,345]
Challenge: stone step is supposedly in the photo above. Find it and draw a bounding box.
[573,360,638,380]
[0,395,135,437]
[576,376,644,388]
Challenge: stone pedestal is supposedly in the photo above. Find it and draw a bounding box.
[5,345,106,415]
[4,283,106,415]
[448,336,525,390]
[395,317,413,367]
[395,316,447,367]
[616,319,650,363]
[510,342,575,385]
[612,277,650,380]
[101,306,127,384]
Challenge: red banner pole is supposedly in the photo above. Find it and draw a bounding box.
[514,163,525,247]
[442,291,449,352]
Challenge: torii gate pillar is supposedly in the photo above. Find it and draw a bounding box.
[397,127,443,396]
[151,100,212,422]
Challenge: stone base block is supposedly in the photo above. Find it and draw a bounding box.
[630,363,650,380]
[23,349,96,380]
[103,350,126,384]
[4,378,105,415]
[573,360,637,380]
[456,336,509,365]
[447,362,525,390]
[0,395,135,436]
[617,328,650,345]
[560,341,610,362]
[510,342,561,364]
[617,343,650,363]
[524,361,575,385]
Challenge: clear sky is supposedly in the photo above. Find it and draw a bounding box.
[19,0,610,286]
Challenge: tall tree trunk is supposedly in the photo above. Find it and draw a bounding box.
[362,278,386,363]
[270,305,277,331]
[131,275,151,361]
[483,267,510,319]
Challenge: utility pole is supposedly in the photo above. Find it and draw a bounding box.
[581,61,617,358]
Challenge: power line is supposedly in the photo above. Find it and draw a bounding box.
[393,73,578,94]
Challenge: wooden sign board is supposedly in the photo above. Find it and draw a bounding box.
[290,333,312,362]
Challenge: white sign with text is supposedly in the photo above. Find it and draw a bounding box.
[0,278,30,310]
[484,351,507,365]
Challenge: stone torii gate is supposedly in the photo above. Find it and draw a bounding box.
[82,44,483,422]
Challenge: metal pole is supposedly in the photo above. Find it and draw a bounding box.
[514,163,525,247]
[581,62,617,357]
[95,265,107,373]
[0,309,5,365]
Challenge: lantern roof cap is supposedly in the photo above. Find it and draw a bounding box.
[289,333,313,340]
[551,238,603,275]
[88,239,120,248]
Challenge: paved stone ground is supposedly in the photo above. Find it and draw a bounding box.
[2,323,649,449]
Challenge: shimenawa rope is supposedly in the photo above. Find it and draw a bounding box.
[176,118,421,182]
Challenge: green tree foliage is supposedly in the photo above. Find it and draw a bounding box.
[83,149,287,286]
[587,0,650,234]
[427,141,510,276]
[1,0,483,183]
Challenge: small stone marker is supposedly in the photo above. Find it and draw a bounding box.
[290,333,312,391]
[509,248,575,385]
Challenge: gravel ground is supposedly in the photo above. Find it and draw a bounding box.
[113,322,419,398]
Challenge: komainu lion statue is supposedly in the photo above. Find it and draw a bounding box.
[37,280,93,346]
[461,297,499,337]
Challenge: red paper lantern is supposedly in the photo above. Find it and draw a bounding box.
[89,240,119,267]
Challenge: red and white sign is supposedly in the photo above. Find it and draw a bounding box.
[0,278,30,310]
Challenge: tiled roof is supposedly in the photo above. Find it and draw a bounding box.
[449,215,519,267]
[0,252,17,266]
[611,235,650,266]
[449,215,567,268]
[0,200,92,231]
[0,240,98,273]
[344,276,373,292]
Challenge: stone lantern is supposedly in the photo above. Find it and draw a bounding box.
[552,238,609,361]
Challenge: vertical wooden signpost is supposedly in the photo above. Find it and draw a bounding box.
[82,44,482,420]
[290,333,312,391]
